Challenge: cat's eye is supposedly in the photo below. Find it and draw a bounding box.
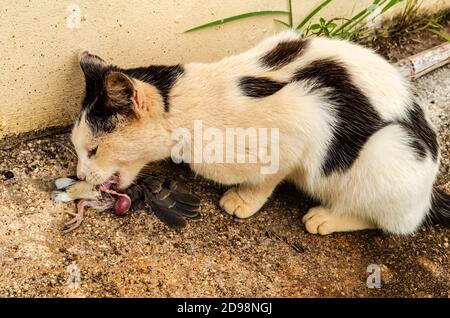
[87,146,98,158]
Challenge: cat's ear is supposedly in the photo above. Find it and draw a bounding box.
[105,72,134,102]
[79,51,109,82]
[104,72,143,110]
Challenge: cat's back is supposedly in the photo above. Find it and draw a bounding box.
[243,31,412,120]
[181,31,414,123]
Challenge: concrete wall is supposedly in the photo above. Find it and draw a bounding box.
[1,0,449,141]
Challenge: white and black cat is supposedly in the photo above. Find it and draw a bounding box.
[71,31,449,235]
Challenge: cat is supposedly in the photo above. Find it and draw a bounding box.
[71,30,449,235]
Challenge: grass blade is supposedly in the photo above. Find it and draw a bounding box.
[296,0,333,30]
[288,0,293,28]
[361,0,401,30]
[345,5,381,33]
[274,19,291,28]
[331,0,383,36]
[184,10,289,33]
[381,0,402,13]
[429,29,450,42]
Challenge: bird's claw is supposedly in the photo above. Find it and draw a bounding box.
[64,210,78,217]
[62,218,83,234]
[62,201,85,234]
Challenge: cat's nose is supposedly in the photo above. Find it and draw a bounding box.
[77,173,86,181]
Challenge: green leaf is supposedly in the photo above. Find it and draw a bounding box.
[274,18,291,28]
[184,10,290,33]
[429,29,450,42]
[296,0,333,30]
[320,17,326,24]
[327,22,337,29]
[310,24,321,30]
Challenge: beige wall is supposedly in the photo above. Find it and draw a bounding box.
[1,0,449,141]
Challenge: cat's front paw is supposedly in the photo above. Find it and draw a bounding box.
[220,187,261,219]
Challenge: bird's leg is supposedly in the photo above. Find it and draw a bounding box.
[63,200,87,234]
[100,187,129,200]
[63,198,115,234]
[64,210,78,217]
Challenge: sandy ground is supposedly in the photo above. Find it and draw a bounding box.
[1,63,450,298]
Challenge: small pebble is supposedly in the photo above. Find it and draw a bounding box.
[3,171,14,179]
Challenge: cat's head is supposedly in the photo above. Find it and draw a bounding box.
[71,52,170,189]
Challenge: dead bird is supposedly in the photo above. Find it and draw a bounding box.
[53,175,201,233]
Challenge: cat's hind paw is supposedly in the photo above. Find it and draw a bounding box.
[302,207,335,235]
[302,206,376,235]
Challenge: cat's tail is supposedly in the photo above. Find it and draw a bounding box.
[426,187,450,227]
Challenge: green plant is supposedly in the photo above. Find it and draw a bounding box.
[387,1,450,42]
[327,0,404,40]
[184,0,401,40]
[308,17,338,37]
[184,10,291,33]
[296,0,333,30]
[390,0,421,34]
[429,28,450,41]
[183,0,354,34]
[184,0,449,43]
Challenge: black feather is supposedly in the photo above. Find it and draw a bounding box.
[172,204,201,219]
[170,191,201,207]
[175,201,201,212]
[126,176,201,228]
[142,176,164,193]
[142,187,186,229]
[169,180,190,194]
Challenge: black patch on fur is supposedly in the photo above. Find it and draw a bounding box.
[85,89,136,134]
[426,187,450,227]
[239,76,286,98]
[398,102,438,161]
[79,53,111,109]
[398,123,427,160]
[293,59,385,176]
[80,62,183,134]
[80,61,132,134]
[123,65,184,112]
[260,40,308,70]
